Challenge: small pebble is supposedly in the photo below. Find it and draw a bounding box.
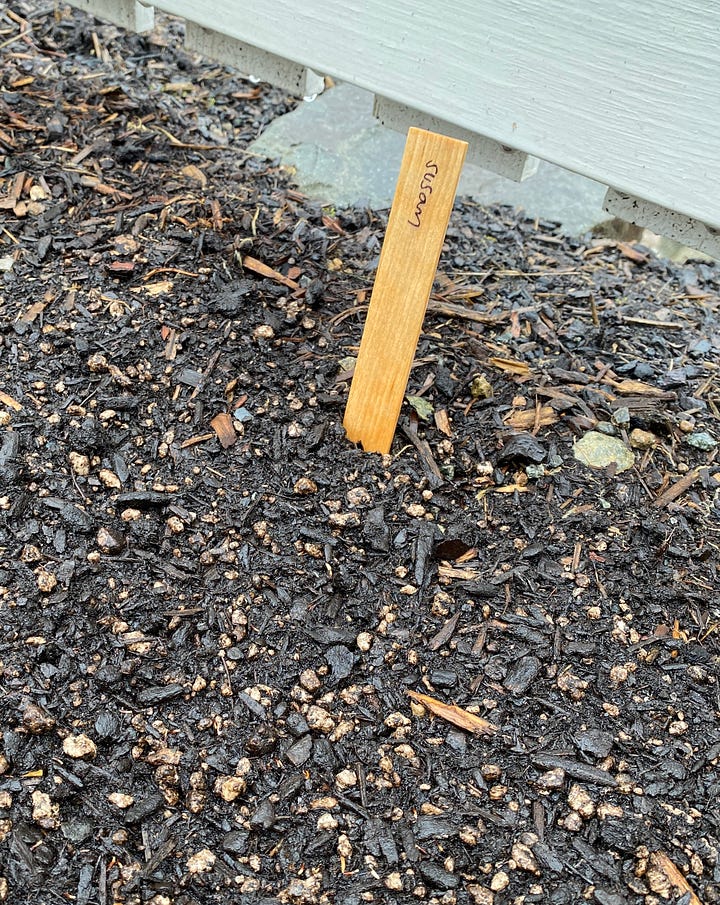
[685,431,717,451]
[252,324,274,341]
[32,791,60,829]
[98,468,121,489]
[233,406,253,423]
[629,428,657,449]
[536,767,566,790]
[69,451,90,475]
[21,702,56,734]
[567,783,595,817]
[96,526,126,554]
[334,768,357,790]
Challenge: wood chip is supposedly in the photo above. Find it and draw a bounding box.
[427,299,502,324]
[618,242,650,263]
[648,851,703,905]
[407,690,497,735]
[0,390,22,411]
[504,405,558,429]
[433,407,452,437]
[427,612,460,651]
[242,255,299,290]
[489,356,531,376]
[211,413,236,448]
[605,378,669,397]
[653,468,702,508]
[180,164,207,187]
[180,432,214,449]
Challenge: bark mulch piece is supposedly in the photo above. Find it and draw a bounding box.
[1,4,719,905]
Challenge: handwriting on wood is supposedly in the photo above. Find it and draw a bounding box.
[343,127,467,454]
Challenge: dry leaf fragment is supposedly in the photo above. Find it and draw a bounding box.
[181,164,207,187]
[407,690,497,735]
[648,851,702,905]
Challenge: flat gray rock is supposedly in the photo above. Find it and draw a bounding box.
[251,82,609,234]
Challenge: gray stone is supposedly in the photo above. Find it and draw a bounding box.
[685,431,717,450]
[285,735,312,766]
[575,728,614,758]
[573,431,634,473]
[251,83,610,234]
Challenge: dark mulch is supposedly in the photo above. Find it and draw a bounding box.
[1,4,719,905]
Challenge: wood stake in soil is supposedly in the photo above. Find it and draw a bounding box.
[344,127,467,453]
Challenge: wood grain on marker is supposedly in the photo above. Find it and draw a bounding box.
[344,127,467,453]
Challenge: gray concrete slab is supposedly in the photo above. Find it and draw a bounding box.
[250,82,610,235]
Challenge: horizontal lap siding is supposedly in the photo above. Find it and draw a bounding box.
[153,0,719,228]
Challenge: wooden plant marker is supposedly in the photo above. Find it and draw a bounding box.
[343,127,467,453]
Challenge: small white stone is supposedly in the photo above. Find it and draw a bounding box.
[253,325,274,341]
[300,669,322,692]
[328,511,360,529]
[293,476,318,495]
[35,568,57,594]
[337,833,353,859]
[512,841,540,874]
[346,486,371,506]
[467,884,494,904]
[32,791,60,828]
[567,783,595,817]
[564,811,583,831]
[406,503,426,518]
[214,775,246,802]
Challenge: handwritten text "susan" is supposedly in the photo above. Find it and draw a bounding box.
[407,160,439,229]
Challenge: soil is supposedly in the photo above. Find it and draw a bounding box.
[1,5,719,905]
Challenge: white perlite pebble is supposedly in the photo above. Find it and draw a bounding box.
[335,769,358,790]
[108,793,135,809]
[62,734,97,759]
[306,705,335,732]
[186,849,216,873]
